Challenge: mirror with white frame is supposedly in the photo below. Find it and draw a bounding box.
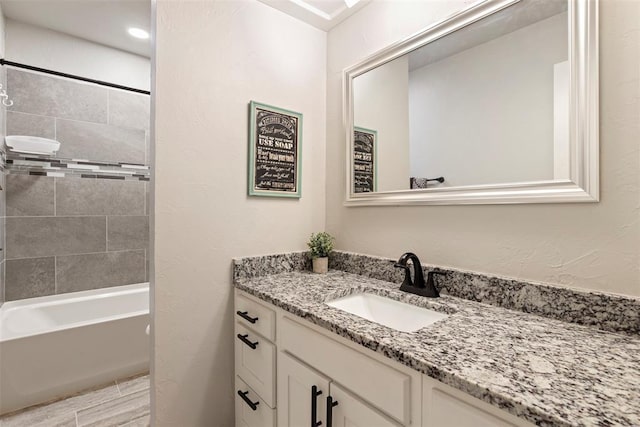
[344,0,598,206]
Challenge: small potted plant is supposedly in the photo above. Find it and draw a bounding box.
[307,232,334,274]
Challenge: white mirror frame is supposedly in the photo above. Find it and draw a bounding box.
[343,0,598,206]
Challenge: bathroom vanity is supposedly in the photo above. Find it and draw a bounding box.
[232,252,640,427]
[235,289,534,427]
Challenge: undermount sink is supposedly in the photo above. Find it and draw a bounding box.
[326,293,448,332]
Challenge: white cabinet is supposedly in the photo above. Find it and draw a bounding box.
[277,351,400,427]
[234,291,277,424]
[235,290,535,427]
[279,316,414,425]
[236,291,408,427]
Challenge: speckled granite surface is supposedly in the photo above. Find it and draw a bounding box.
[330,251,640,335]
[234,269,640,427]
[235,250,640,334]
[233,251,310,282]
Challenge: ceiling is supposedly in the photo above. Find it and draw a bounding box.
[0,0,151,58]
[258,0,370,31]
[0,0,363,59]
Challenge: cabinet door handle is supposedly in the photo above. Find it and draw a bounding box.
[311,385,323,427]
[237,333,259,349]
[326,396,339,427]
[236,310,259,324]
[237,390,259,411]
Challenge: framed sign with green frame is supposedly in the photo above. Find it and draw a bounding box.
[248,101,303,198]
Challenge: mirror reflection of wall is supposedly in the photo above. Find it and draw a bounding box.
[353,55,409,192]
[352,0,569,192]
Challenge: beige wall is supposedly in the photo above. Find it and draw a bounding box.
[153,0,326,425]
[326,0,640,297]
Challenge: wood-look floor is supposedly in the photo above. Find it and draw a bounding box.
[0,374,150,427]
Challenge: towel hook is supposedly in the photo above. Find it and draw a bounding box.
[0,83,13,107]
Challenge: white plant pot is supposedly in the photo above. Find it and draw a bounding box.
[312,257,328,274]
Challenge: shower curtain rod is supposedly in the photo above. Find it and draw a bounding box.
[0,59,151,95]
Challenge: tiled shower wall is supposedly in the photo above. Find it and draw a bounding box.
[0,65,6,306]
[3,68,150,301]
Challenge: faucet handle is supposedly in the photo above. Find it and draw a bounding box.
[394,259,413,289]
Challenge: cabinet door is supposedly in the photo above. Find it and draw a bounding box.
[277,352,330,427]
[328,383,401,427]
[425,388,516,427]
[423,376,530,427]
[281,316,411,424]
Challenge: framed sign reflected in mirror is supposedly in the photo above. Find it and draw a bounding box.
[344,0,598,206]
[353,127,377,193]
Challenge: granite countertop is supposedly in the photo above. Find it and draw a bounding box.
[234,270,640,427]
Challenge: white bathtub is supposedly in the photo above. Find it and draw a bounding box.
[0,283,150,415]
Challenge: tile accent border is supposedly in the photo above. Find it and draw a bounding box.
[6,153,150,181]
[233,250,640,335]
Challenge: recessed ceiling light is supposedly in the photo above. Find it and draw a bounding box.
[128,27,149,40]
[289,0,331,20]
[344,0,360,8]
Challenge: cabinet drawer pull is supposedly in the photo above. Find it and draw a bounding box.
[236,310,259,324]
[326,396,339,427]
[237,333,259,349]
[311,385,323,427]
[237,390,260,411]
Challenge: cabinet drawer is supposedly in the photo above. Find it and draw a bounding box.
[236,292,276,341]
[235,376,276,427]
[280,316,411,425]
[235,323,276,408]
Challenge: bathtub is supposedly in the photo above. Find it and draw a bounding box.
[0,283,149,415]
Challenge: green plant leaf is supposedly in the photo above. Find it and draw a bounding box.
[307,232,335,258]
